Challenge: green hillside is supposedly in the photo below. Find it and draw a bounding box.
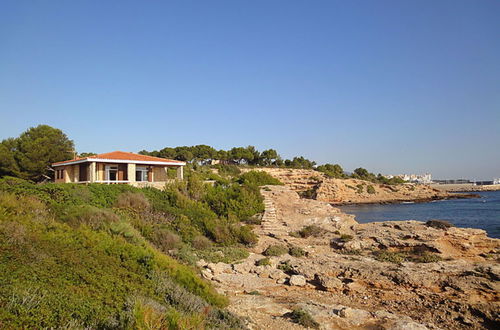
[0,170,281,329]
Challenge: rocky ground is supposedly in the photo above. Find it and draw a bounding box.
[240,168,477,204]
[200,186,499,329]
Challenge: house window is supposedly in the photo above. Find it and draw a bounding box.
[105,165,118,181]
[136,166,148,182]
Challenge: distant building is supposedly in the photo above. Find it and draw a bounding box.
[494,178,500,185]
[386,173,432,184]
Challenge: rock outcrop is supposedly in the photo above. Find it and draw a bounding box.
[202,185,499,329]
[240,168,476,205]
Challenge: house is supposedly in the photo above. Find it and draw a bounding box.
[52,151,185,188]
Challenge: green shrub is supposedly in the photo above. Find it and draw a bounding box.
[374,250,407,264]
[289,308,319,328]
[191,235,212,250]
[367,185,376,194]
[414,252,442,263]
[288,245,306,257]
[151,228,182,252]
[115,191,150,210]
[297,225,325,238]
[356,184,364,194]
[263,244,288,257]
[255,258,271,266]
[298,187,317,199]
[60,204,120,229]
[232,224,258,246]
[277,260,294,273]
[197,247,249,264]
[213,164,241,177]
[237,171,282,186]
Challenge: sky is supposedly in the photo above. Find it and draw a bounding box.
[1,0,499,180]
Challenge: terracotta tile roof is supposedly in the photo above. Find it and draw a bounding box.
[52,151,185,166]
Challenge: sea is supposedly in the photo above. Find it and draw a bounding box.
[339,190,500,239]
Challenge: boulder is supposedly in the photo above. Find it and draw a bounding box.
[389,320,428,330]
[201,268,213,280]
[336,307,372,325]
[317,275,343,291]
[207,262,232,275]
[289,275,307,286]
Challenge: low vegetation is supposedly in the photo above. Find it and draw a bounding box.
[293,224,325,238]
[263,244,289,257]
[367,185,376,194]
[288,245,306,257]
[0,166,282,328]
[255,258,271,266]
[288,308,320,328]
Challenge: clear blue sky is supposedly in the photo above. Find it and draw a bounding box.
[1,1,499,180]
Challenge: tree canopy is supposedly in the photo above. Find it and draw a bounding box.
[0,125,74,181]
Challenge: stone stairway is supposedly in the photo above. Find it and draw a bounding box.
[260,188,289,238]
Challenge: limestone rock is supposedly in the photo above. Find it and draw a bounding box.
[389,320,428,330]
[196,259,208,268]
[336,307,372,325]
[201,268,213,280]
[317,275,343,291]
[289,275,307,286]
[207,262,232,275]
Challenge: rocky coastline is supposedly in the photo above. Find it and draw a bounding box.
[240,168,477,205]
[202,185,499,329]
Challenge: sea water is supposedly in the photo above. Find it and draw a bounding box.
[339,190,500,238]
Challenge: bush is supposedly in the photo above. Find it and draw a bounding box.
[213,164,241,177]
[233,225,258,246]
[263,245,288,257]
[237,171,282,186]
[297,225,325,238]
[277,260,294,273]
[151,228,182,252]
[289,308,319,328]
[374,250,407,264]
[298,187,317,199]
[60,205,120,229]
[356,184,364,194]
[367,185,376,194]
[288,245,306,257]
[255,258,271,266]
[115,191,150,210]
[426,220,454,230]
[191,235,212,250]
[414,252,442,263]
[197,247,249,264]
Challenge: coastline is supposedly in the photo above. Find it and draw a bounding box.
[205,185,500,329]
[430,183,500,193]
[329,192,480,206]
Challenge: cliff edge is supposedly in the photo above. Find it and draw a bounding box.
[240,168,476,204]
